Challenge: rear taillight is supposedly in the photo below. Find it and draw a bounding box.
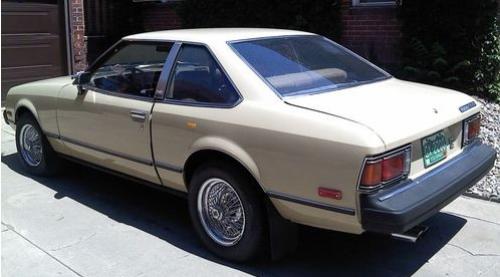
[359,146,411,190]
[463,114,480,146]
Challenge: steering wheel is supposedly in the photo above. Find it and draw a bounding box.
[120,66,146,92]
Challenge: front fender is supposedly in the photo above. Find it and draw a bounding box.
[15,98,41,124]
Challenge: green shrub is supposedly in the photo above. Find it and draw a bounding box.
[399,0,500,101]
[177,0,342,40]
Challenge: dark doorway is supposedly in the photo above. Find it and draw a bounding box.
[84,0,143,65]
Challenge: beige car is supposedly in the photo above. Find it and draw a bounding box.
[3,28,496,261]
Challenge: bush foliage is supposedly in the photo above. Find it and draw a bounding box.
[399,0,500,101]
[177,0,342,40]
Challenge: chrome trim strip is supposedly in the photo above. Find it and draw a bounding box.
[356,144,412,192]
[159,98,242,109]
[155,161,183,173]
[267,191,355,216]
[82,85,155,102]
[462,113,481,147]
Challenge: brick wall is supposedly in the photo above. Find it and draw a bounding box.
[69,0,87,72]
[141,3,182,32]
[72,1,405,72]
[340,0,401,71]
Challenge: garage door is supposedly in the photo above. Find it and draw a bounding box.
[1,2,67,100]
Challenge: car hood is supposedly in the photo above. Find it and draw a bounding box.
[9,76,74,94]
[285,78,480,149]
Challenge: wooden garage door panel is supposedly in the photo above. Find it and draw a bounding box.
[1,4,59,34]
[2,65,60,80]
[2,35,62,68]
[1,2,66,100]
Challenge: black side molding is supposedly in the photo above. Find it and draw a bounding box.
[267,191,355,216]
[44,132,184,173]
[59,153,188,199]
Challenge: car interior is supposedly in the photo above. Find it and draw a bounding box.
[167,45,239,104]
[90,43,239,104]
[90,43,171,98]
[92,64,164,97]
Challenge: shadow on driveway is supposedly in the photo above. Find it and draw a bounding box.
[2,153,466,276]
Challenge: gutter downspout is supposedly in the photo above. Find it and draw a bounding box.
[63,0,74,74]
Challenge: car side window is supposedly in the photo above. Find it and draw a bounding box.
[166,45,239,105]
[89,42,173,98]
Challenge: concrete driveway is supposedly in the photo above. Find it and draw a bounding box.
[2,122,500,277]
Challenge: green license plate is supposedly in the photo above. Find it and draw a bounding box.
[422,131,448,168]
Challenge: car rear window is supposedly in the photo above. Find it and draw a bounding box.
[230,35,390,97]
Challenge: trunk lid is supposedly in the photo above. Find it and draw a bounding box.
[285,78,479,149]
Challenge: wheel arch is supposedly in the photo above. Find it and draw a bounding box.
[15,99,41,126]
[183,137,263,192]
[183,139,299,260]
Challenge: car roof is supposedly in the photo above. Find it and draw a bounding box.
[123,28,313,44]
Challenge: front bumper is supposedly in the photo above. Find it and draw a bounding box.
[360,142,496,234]
[3,109,10,125]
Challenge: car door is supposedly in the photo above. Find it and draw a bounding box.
[151,43,242,191]
[57,41,174,184]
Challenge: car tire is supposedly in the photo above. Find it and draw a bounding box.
[15,113,60,176]
[188,161,267,262]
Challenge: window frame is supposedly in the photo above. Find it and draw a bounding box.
[352,0,396,7]
[159,42,243,109]
[83,40,175,102]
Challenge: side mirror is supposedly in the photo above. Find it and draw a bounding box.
[72,71,91,95]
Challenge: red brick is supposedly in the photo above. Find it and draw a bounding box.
[69,0,87,72]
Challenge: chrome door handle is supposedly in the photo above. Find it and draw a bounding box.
[130,110,147,122]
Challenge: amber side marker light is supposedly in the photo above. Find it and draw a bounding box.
[463,114,481,146]
[359,147,411,190]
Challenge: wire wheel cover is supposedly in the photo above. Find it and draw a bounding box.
[197,178,246,246]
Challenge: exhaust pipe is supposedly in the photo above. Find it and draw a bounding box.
[391,225,429,243]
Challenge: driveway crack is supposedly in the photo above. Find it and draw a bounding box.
[1,221,85,277]
[50,233,96,252]
[448,243,500,257]
[50,233,96,251]
[445,211,500,227]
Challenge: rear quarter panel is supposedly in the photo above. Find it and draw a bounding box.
[152,99,385,234]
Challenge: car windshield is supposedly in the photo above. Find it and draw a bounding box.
[230,35,390,97]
